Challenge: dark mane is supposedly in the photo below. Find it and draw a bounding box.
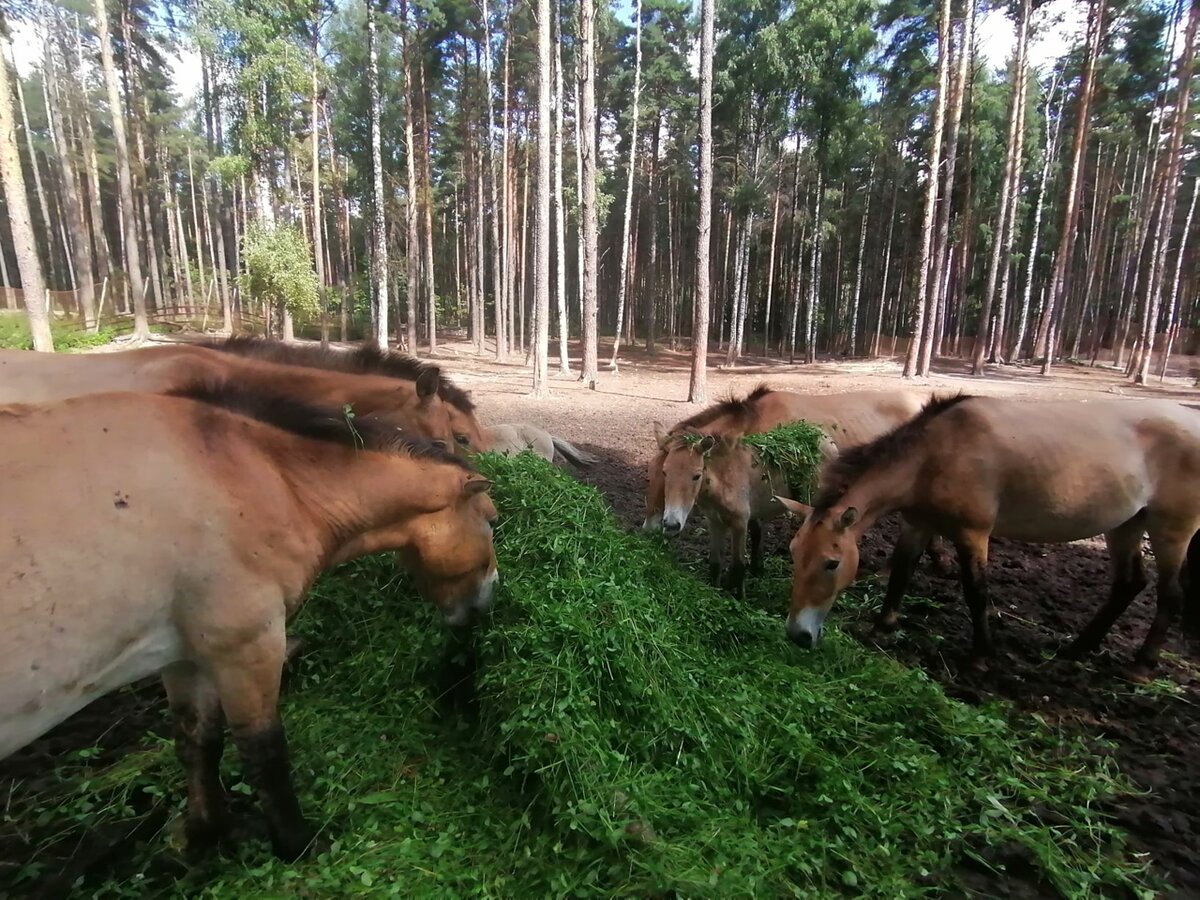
[677,383,774,432]
[814,393,973,511]
[168,381,473,471]
[200,337,476,414]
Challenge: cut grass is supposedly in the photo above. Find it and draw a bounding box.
[740,420,829,503]
[1,454,1150,897]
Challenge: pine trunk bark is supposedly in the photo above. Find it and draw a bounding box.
[1040,0,1105,375]
[368,0,389,348]
[608,0,642,370]
[418,54,437,353]
[579,0,600,386]
[553,8,569,373]
[530,0,552,395]
[399,0,420,353]
[687,0,715,401]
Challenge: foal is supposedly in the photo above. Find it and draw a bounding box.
[781,394,1200,674]
[0,385,498,859]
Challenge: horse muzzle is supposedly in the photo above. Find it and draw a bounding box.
[786,608,827,649]
[445,569,499,627]
[661,507,689,537]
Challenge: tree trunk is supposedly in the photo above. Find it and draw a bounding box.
[873,176,899,357]
[804,173,824,363]
[1040,0,1105,375]
[94,0,147,337]
[481,0,501,357]
[1158,176,1198,378]
[0,30,52,349]
[850,166,873,356]
[10,44,57,288]
[608,0,642,370]
[920,0,975,373]
[1135,0,1198,383]
[970,0,1029,372]
[45,37,97,329]
[987,53,1029,362]
[312,3,328,344]
[578,0,600,386]
[687,0,715,402]
[499,18,512,359]
[368,0,389,349]
[762,167,782,357]
[553,7,570,374]
[399,0,420,353]
[1011,72,1062,361]
[530,0,552,396]
[417,50,437,354]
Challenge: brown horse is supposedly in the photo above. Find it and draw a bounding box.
[201,337,488,452]
[0,385,497,860]
[0,342,460,447]
[645,387,928,593]
[780,394,1200,675]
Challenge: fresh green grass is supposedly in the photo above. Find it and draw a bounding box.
[3,454,1150,897]
[741,421,830,503]
[0,313,118,351]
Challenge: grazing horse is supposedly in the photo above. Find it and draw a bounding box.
[482,423,598,468]
[201,337,488,452]
[0,342,459,447]
[0,385,498,860]
[780,394,1200,676]
[645,387,929,594]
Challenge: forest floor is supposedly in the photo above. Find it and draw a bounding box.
[2,333,1198,895]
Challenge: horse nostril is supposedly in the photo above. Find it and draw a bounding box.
[663,522,682,537]
[789,629,815,649]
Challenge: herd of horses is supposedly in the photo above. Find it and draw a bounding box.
[1,336,1198,866]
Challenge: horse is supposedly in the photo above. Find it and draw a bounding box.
[0,384,498,860]
[482,423,598,468]
[0,342,461,448]
[200,337,488,452]
[779,393,1200,677]
[645,386,931,594]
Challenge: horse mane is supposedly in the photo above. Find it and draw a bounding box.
[814,393,973,511]
[200,336,477,414]
[677,383,774,432]
[169,381,474,470]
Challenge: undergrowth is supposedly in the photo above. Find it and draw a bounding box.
[0,313,118,351]
[0,454,1150,897]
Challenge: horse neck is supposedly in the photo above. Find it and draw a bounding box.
[269,440,458,562]
[838,449,925,533]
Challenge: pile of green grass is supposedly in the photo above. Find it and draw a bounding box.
[741,420,830,503]
[3,455,1148,896]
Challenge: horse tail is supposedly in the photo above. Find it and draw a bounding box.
[551,437,598,469]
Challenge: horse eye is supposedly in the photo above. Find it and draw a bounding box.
[432,440,448,450]
[692,473,702,481]
[823,558,840,571]
[455,434,471,447]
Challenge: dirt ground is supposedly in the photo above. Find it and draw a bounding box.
[2,334,1198,896]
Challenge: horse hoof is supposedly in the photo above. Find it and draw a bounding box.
[271,827,322,862]
[1122,663,1155,685]
[183,814,233,855]
[873,616,899,635]
[1056,642,1089,663]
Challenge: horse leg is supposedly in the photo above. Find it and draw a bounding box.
[749,519,764,576]
[708,522,725,587]
[1183,531,1200,639]
[954,531,995,664]
[208,624,315,861]
[876,522,933,633]
[1135,522,1193,671]
[1061,518,1147,660]
[724,519,748,598]
[162,663,229,851]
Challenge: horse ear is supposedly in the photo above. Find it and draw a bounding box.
[838,507,859,530]
[463,477,493,497]
[653,421,669,448]
[776,496,812,522]
[415,368,440,401]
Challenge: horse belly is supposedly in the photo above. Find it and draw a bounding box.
[991,474,1147,544]
[0,620,184,760]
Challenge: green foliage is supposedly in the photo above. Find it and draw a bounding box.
[238,224,320,318]
[0,314,118,351]
[7,456,1150,896]
[207,155,252,184]
[741,420,829,502]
